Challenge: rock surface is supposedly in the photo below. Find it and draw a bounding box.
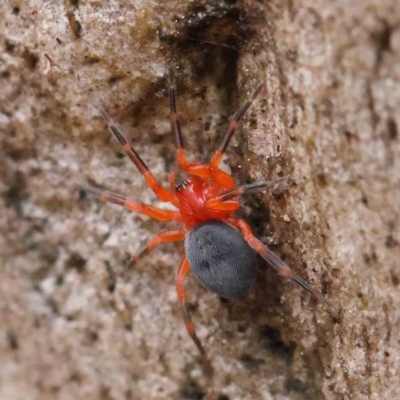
[1,0,399,399]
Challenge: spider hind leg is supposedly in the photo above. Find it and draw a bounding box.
[176,257,206,356]
[227,218,336,309]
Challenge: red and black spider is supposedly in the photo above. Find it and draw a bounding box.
[84,76,334,355]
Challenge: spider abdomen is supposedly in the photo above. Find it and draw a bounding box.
[185,220,257,298]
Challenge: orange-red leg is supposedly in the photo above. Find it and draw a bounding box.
[168,171,177,190]
[175,151,236,190]
[210,85,263,170]
[99,108,178,206]
[209,167,236,190]
[82,185,182,222]
[227,217,335,308]
[207,177,289,205]
[168,71,193,173]
[169,73,235,189]
[205,199,240,212]
[132,230,185,263]
[169,71,185,155]
[176,257,206,355]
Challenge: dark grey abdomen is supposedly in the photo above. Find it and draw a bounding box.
[185,220,257,298]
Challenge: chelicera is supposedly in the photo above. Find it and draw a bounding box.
[84,75,334,355]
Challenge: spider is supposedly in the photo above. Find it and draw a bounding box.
[83,75,334,355]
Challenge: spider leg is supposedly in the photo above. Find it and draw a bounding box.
[169,70,191,171]
[82,185,182,222]
[169,70,185,153]
[210,85,263,170]
[169,71,236,188]
[176,257,206,355]
[132,230,185,263]
[99,108,178,206]
[227,218,336,308]
[179,162,236,190]
[205,199,240,212]
[205,176,289,207]
[168,171,177,190]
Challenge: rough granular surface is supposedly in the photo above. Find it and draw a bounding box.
[1,0,399,399]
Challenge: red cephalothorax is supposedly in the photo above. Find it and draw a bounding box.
[83,73,334,356]
[175,176,239,229]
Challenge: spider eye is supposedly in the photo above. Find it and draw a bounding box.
[176,180,189,192]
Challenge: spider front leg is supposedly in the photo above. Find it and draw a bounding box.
[210,85,263,170]
[169,72,235,189]
[176,257,206,355]
[131,230,185,264]
[187,84,263,189]
[227,218,335,308]
[168,70,192,172]
[99,108,178,206]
